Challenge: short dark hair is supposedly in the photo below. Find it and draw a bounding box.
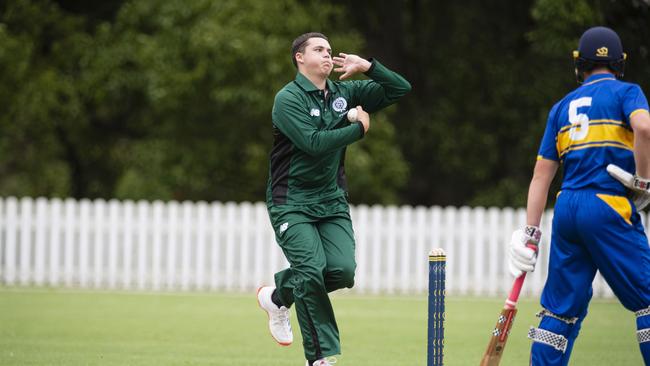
[291,32,328,68]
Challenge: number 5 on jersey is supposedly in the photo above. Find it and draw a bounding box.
[568,97,592,141]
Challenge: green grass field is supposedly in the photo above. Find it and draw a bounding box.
[0,288,641,365]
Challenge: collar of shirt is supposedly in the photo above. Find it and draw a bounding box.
[294,72,339,94]
[583,73,616,86]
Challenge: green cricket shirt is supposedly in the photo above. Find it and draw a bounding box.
[267,59,411,206]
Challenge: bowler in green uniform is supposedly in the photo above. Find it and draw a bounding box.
[256,32,411,366]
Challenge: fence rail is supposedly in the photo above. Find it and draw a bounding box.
[1,197,646,297]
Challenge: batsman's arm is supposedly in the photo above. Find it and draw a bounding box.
[630,109,650,178]
[526,158,559,226]
[272,91,365,156]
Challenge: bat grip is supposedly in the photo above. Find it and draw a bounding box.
[505,274,526,309]
[505,243,538,309]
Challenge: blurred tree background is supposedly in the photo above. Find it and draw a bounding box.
[0,0,648,207]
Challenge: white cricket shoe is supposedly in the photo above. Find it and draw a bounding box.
[306,358,337,366]
[257,286,293,346]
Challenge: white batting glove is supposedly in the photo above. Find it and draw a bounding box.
[508,225,542,278]
[607,164,650,211]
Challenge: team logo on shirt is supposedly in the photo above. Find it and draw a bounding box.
[332,97,348,112]
[310,108,320,117]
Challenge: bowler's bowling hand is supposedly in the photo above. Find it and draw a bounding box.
[333,53,372,80]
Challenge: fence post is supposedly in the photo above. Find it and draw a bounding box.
[151,201,163,290]
[4,198,18,285]
[399,206,412,294]
[34,198,48,286]
[370,205,382,294]
[473,207,486,295]
[136,201,150,290]
[442,207,456,294]
[166,201,179,290]
[195,202,208,291]
[415,206,427,293]
[458,206,470,295]
[487,208,500,296]
[210,202,222,290]
[19,198,33,286]
[252,203,266,290]
[123,201,135,289]
[181,201,193,291]
[108,200,121,289]
[49,198,63,286]
[78,199,91,288]
[224,202,237,291]
[239,202,252,291]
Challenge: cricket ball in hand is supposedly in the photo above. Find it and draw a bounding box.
[347,108,358,122]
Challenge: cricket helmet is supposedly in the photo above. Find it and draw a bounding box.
[573,26,626,81]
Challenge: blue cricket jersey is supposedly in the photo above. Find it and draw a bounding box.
[537,73,650,195]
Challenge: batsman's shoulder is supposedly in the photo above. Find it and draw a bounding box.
[618,80,646,97]
[616,78,642,89]
[546,98,565,119]
[554,86,584,111]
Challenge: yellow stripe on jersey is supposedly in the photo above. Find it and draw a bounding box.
[630,108,649,119]
[558,119,627,134]
[560,142,633,157]
[596,194,632,225]
[556,122,633,158]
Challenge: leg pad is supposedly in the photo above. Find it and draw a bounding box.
[636,306,650,318]
[637,328,650,344]
[528,327,568,353]
[536,308,578,325]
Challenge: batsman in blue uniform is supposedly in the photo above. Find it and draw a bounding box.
[507,27,650,365]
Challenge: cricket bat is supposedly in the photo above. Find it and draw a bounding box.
[607,164,635,187]
[480,244,538,366]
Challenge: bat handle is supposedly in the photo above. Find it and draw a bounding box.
[505,274,526,309]
[505,243,538,309]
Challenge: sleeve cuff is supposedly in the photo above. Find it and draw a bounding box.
[355,121,365,138]
[630,108,649,119]
[537,155,559,162]
[364,58,377,75]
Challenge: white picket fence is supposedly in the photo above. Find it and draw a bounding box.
[1,197,646,297]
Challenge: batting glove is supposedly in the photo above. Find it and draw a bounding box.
[607,164,650,211]
[508,225,541,278]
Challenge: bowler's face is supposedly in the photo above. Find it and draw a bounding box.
[298,38,333,77]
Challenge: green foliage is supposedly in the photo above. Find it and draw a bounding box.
[1,0,649,206]
[529,0,602,56]
[346,112,408,205]
[337,0,650,207]
[0,0,85,198]
[0,0,407,204]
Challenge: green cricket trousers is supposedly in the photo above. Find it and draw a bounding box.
[268,197,356,360]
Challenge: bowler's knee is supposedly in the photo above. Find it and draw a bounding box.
[327,262,356,290]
